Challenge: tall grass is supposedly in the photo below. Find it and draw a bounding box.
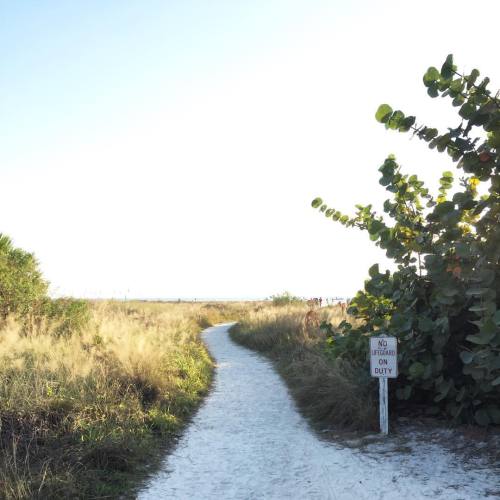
[230,304,378,432]
[0,300,244,499]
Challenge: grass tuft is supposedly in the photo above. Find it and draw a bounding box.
[230,304,378,432]
[0,300,245,499]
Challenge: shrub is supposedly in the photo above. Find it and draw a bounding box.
[0,234,47,320]
[43,298,91,337]
[313,55,500,425]
[270,291,303,307]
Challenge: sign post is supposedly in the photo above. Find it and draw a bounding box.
[370,336,397,435]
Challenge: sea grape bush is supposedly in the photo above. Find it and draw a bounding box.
[313,55,500,425]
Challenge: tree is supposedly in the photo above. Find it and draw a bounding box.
[313,55,500,425]
[0,234,48,319]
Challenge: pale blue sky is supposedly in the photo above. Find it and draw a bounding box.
[1,0,342,166]
[2,1,500,299]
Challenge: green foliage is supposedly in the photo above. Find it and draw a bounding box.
[0,302,215,498]
[44,297,91,337]
[270,291,303,306]
[0,234,48,319]
[0,233,91,336]
[313,55,500,425]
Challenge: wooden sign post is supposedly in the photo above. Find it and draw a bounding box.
[370,336,398,435]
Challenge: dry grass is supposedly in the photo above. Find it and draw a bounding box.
[0,299,376,497]
[0,300,246,499]
[230,304,378,432]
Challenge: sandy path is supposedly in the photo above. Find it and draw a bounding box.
[138,323,499,500]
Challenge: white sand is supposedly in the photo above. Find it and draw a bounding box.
[139,323,500,500]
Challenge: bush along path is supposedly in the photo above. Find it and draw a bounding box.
[312,55,500,426]
[139,323,500,500]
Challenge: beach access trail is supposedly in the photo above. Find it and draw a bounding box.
[139,323,499,500]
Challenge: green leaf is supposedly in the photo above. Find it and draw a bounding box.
[423,128,439,141]
[487,131,500,149]
[423,67,440,87]
[440,287,458,297]
[452,95,465,107]
[441,54,454,79]
[409,362,425,378]
[311,197,323,208]
[480,318,497,340]
[386,110,405,130]
[460,351,474,364]
[474,408,490,426]
[489,356,500,370]
[375,104,393,123]
[398,116,416,132]
[491,376,500,386]
[427,85,439,98]
[368,220,384,235]
[434,378,452,401]
[449,79,464,94]
[488,407,500,425]
[436,133,451,152]
[459,102,476,119]
[475,269,495,286]
[469,307,489,315]
[418,317,434,332]
[436,294,455,305]
[465,288,489,297]
[469,367,485,381]
[466,69,480,89]
[368,263,380,278]
[466,334,491,345]
[433,200,454,216]
[478,77,490,90]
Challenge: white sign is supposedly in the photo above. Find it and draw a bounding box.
[370,336,398,378]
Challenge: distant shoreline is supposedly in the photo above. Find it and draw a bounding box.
[79,296,350,303]
[91,297,269,303]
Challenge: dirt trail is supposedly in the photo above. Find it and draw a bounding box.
[138,323,499,500]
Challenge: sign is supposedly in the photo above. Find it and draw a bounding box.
[370,336,398,435]
[370,336,398,378]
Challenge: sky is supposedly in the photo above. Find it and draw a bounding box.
[1,0,500,300]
